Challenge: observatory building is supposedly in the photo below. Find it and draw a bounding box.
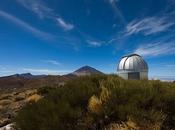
[117,54,148,80]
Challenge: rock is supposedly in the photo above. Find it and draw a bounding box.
[0,123,13,130]
[0,119,11,127]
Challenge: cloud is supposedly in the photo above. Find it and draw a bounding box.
[0,66,71,76]
[165,64,175,67]
[16,0,74,31]
[108,0,125,24]
[23,68,71,75]
[107,38,118,44]
[0,66,16,76]
[86,40,103,47]
[126,16,174,36]
[134,42,175,57]
[56,18,74,31]
[109,0,119,4]
[42,60,61,66]
[16,0,53,19]
[0,10,54,39]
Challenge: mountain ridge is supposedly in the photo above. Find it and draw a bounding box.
[0,66,103,90]
[2,73,47,79]
[72,65,103,76]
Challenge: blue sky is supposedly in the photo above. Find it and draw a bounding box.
[0,0,175,79]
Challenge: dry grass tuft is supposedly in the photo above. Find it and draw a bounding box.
[26,94,42,103]
[88,95,102,115]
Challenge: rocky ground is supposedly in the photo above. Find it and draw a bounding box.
[0,89,41,128]
[0,66,103,129]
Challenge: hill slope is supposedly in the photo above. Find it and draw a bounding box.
[0,66,103,90]
[72,66,103,76]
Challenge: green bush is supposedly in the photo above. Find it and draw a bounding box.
[14,75,175,130]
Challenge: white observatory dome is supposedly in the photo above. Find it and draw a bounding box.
[117,54,148,80]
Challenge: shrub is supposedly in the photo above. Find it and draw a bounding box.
[26,94,42,103]
[14,75,175,130]
[88,95,102,115]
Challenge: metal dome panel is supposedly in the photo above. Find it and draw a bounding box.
[118,57,127,70]
[117,54,148,72]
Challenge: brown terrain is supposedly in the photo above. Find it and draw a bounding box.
[0,66,102,127]
[0,74,77,127]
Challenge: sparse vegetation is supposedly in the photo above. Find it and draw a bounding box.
[26,94,42,102]
[0,89,38,127]
[14,75,175,130]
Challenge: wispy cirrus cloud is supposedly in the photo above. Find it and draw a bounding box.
[108,0,125,24]
[23,68,71,75]
[109,0,119,4]
[134,41,175,57]
[86,40,103,47]
[56,18,74,31]
[42,60,61,66]
[16,0,53,19]
[165,64,175,67]
[0,66,14,74]
[0,66,71,76]
[126,16,175,36]
[0,10,54,39]
[16,0,74,31]
[131,14,175,57]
